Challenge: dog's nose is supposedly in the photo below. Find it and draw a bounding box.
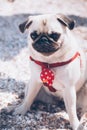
[40,36,49,43]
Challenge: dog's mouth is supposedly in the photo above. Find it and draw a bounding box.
[32,34,62,55]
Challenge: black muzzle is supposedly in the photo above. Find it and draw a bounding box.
[32,34,58,53]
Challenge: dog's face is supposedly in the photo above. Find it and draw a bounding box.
[19,14,75,57]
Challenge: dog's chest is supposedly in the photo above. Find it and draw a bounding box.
[31,55,82,97]
[42,59,81,97]
[43,66,67,96]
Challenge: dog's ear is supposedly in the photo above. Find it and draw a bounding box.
[19,20,32,33]
[57,14,75,30]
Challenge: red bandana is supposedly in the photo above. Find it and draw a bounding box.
[30,52,80,92]
[40,68,56,92]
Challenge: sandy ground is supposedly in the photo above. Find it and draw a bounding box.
[0,0,87,130]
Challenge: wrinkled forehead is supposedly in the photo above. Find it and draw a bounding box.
[29,14,64,33]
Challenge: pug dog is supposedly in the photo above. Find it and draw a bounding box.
[13,14,87,130]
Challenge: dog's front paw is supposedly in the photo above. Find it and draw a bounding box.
[13,104,29,115]
[77,122,87,130]
[3,105,16,114]
[71,119,80,130]
[77,113,87,130]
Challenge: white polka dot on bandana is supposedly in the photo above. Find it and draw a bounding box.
[40,68,54,87]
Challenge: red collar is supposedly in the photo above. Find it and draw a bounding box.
[30,52,80,92]
[30,52,80,68]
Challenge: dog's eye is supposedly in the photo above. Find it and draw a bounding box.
[49,33,60,41]
[30,31,39,40]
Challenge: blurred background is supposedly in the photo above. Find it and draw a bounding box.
[0,0,87,16]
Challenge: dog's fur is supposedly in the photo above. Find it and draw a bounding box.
[12,14,87,130]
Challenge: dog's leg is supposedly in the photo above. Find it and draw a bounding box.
[63,86,79,130]
[14,79,42,115]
